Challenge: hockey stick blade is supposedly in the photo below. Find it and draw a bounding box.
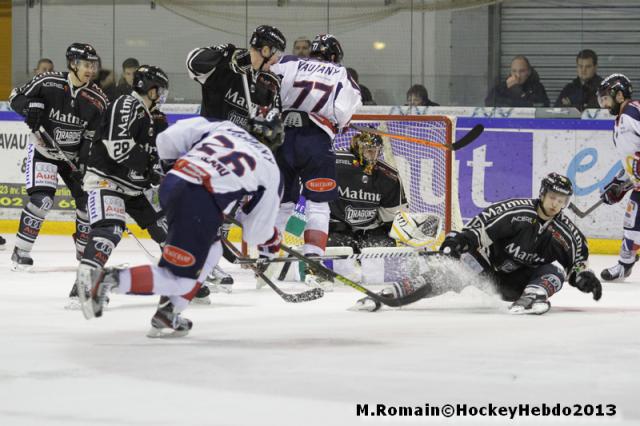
[279,243,432,307]
[221,237,323,303]
[350,124,483,152]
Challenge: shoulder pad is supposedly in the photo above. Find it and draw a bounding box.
[622,101,640,122]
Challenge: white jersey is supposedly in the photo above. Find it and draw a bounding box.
[613,101,640,184]
[156,117,281,245]
[269,55,362,138]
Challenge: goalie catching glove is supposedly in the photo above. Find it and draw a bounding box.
[389,212,442,249]
[601,168,632,205]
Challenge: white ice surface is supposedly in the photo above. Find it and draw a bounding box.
[0,235,639,426]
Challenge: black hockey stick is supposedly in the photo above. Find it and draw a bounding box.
[350,124,484,152]
[221,236,324,303]
[568,181,634,218]
[279,243,432,308]
[36,127,80,172]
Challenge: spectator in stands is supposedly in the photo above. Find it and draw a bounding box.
[116,57,140,97]
[555,49,603,111]
[92,57,117,102]
[33,58,54,76]
[406,84,439,107]
[292,37,311,57]
[347,67,375,105]
[485,55,549,107]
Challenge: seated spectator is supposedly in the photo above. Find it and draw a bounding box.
[116,57,140,97]
[555,49,603,111]
[485,55,549,107]
[33,58,54,75]
[406,84,439,107]
[292,37,311,57]
[347,67,375,105]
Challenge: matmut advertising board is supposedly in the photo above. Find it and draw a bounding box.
[0,110,624,241]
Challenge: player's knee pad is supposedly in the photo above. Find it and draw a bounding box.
[27,191,55,219]
[526,263,565,297]
[276,202,296,233]
[304,201,330,255]
[81,224,123,268]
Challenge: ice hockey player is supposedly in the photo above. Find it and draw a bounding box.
[70,66,187,306]
[186,24,285,288]
[355,173,602,314]
[8,43,108,270]
[596,74,640,281]
[267,33,362,285]
[76,110,284,337]
[329,132,406,251]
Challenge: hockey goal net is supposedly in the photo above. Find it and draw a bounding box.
[334,114,463,247]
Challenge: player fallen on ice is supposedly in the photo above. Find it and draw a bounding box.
[76,109,284,337]
[354,173,602,314]
[596,74,640,281]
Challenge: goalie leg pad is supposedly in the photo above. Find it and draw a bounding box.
[276,202,295,234]
[389,212,442,249]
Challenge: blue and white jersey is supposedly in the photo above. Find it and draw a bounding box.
[156,117,281,245]
[269,55,362,138]
[614,101,640,184]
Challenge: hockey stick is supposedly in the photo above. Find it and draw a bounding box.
[221,236,324,303]
[241,72,255,120]
[36,127,79,172]
[350,123,484,152]
[567,181,634,218]
[232,250,443,265]
[278,243,431,307]
[124,227,160,263]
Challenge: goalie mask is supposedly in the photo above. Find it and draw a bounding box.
[350,132,383,175]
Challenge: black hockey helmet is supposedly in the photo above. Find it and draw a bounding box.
[253,71,281,108]
[133,65,169,103]
[598,73,633,115]
[539,172,573,200]
[310,34,344,63]
[66,43,99,64]
[248,108,284,152]
[350,132,383,175]
[250,25,286,53]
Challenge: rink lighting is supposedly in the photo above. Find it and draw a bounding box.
[373,41,386,50]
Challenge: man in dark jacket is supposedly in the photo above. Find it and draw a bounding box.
[485,55,549,107]
[554,49,602,111]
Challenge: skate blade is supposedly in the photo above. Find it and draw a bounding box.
[508,303,550,315]
[146,327,190,338]
[11,263,33,272]
[191,296,212,305]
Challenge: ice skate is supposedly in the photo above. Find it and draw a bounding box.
[11,247,33,272]
[349,278,419,312]
[66,279,110,311]
[0,235,6,250]
[509,288,550,315]
[205,265,234,293]
[192,283,211,305]
[147,296,193,338]
[600,260,636,282]
[76,264,119,319]
[303,262,334,292]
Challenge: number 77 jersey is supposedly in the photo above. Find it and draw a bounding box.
[270,55,362,138]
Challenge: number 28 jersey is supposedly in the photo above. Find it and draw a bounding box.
[156,117,282,245]
[270,55,362,138]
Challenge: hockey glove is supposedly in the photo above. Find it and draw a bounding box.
[25,98,46,132]
[569,269,602,301]
[257,227,281,259]
[439,231,473,259]
[230,49,252,75]
[601,170,632,205]
[150,107,168,135]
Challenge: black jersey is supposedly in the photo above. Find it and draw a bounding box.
[186,44,253,127]
[462,198,589,275]
[10,71,108,160]
[330,151,405,230]
[84,92,156,194]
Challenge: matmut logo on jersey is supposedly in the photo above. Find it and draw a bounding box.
[162,245,196,267]
[306,178,336,192]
